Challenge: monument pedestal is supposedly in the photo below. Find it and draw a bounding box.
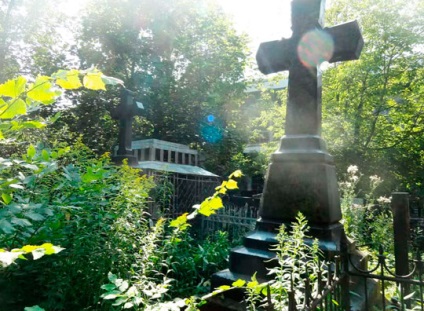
[211,135,350,302]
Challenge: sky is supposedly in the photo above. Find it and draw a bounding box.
[215,0,293,54]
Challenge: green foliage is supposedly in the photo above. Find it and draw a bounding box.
[323,0,424,191]
[0,243,64,267]
[210,213,326,310]
[0,141,156,310]
[0,68,122,141]
[100,171,241,310]
[339,165,394,253]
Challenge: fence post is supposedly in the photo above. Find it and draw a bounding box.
[391,192,411,308]
[391,192,410,276]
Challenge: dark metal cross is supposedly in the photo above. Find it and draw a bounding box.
[111,88,144,157]
[256,0,363,136]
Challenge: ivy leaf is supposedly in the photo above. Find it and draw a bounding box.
[55,69,82,89]
[2,193,12,204]
[226,179,238,190]
[198,196,223,216]
[0,219,15,234]
[229,170,243,178]
[0,76,26,98]
[169,213,190,230]
[27,76,60,104]
[0,99,27,119]
[102,74,124,86]
[27,144,36,159]
[232,279,246,287]
[83,71,106,90]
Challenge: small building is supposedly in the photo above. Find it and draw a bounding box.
[114,139,220,218]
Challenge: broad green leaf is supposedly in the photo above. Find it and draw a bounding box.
[55,69,82,90]
[0,77,26,98]
[123,302,134,309]
[0,219,15,234]
[0,99,27,119]
[226,179,238,190]
[2,193,12,204]
[169,213,190,230]
[102,74,124,86]
[0,130,4,139]
[21,245,41,253]
[27,76,60,104]
[83,71,106,90]
[41,149,50,161]
[11,217,32,227]
[112,297,127,306]
[119,280,129,292]
[24,306,45,311]
[229,170,242,178]
[27,144,36,159]
[217,285,231,291]
[31,248,46,260]
[198,196,223,216]
[24,211,45,221]
[101,284,117,291]
[21,121,47,129]
[0,250,23,267]
[232,279,246,287]
[247,280,258,288]
[108,272,118,283]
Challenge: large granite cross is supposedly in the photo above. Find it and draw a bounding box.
[210,0,364,299]
[255,0,363,225]
[111,88,144,165]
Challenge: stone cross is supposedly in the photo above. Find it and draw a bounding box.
[255,0,364,225]
[256,0,363,136]
[111,88,144,165]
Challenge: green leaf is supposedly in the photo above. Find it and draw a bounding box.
[11,217,32,227]
[198,196,223,216]
[24,306,45,311]
[226,179,238,190]
[232,279,246,287]
[41,149,50,161]
[0,77,26,98]
[0,99,27,119]
[119,280,129,292]
[108,272,118,283]
[217,285,231,291]
[23,211,45,221]
[123,302,134,309]
[27,76,60,104]
[2,193,12,204]
[55,69,82,90]
[102,74,124,86]
[83,71,106,90]
[27,144,36,159]
[31,248,46,260]
[0,219,15,234]
[229,170,243,178]
[101,284,117,291]
[21,121,47,129]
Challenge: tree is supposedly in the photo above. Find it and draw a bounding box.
[54,0,250,160]
[322,0,424,192]
[0,0,73,82]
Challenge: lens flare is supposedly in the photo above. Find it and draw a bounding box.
[207,114,215,123]
[297,29,334,68]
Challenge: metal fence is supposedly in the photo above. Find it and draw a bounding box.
[147,171,220,219]
[200,197,259,240]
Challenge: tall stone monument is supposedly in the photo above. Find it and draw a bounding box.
[212,0,364,294]
[111,88,144,165]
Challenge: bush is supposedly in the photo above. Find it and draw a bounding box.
[0,142,155,310]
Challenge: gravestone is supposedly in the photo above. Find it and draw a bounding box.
[211,0,364,302]
[111,88,144,165]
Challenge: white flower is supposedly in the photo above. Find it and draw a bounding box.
[369,175,381,183]
[347,165,359,174]
[377,196,391,204]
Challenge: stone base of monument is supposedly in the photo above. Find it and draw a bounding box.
[208,225,381,310]
[111,155,139,166]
